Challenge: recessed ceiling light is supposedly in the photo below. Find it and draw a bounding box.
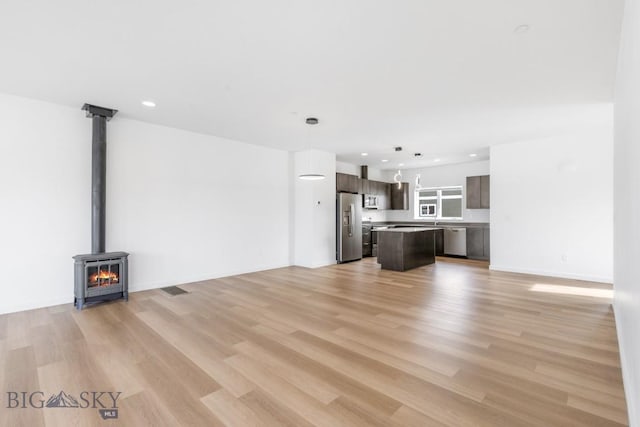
[514,24,530,34]
[399,163,404,167]
[434,158,441,162]
[141,100,156,108]
[469,153,477,157]
[381,159,389,163]
[361,153,368,156]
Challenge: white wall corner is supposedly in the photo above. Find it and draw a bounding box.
[613,1,640,424]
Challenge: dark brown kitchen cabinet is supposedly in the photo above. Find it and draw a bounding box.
[375,181,391,210]
[382,183,391,209]
[435,229,444,256]
[466,175,490,209]
[390,182,409,210]
[483,227,490,258]
[343,176,395,209]
[480,175,490,208]
[466,228,484,258]
[359,178,370,195]
[336,173,359,193]
[367,180,376,199]
[362,224,372,257]
[466,226,490,260]
[363,180,389,209]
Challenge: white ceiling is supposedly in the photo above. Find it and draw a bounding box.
[0,0,624,169]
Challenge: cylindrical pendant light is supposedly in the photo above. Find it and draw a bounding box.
[298,117,326,180]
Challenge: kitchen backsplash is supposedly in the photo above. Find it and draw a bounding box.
[385,207,490,223]
[362,209,387,222]
[363,208,489,223]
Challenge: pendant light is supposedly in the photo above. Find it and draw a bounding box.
[393,169,403,189]
[298,117,326,180]
[415,173,422,190]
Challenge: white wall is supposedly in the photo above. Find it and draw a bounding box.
[294,150,336,268]
[336,161,386,181]
[382,161,491,223]
[490,126,613,283]
[0,92,291,314]
[336,161,359,176]
[614,0,640,424]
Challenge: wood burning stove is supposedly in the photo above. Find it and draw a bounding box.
[73,252,128,310]
[73,104,129,310]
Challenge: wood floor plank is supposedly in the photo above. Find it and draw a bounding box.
[117,390,182,426]
[391,404,449,427]
[135,355,224,426]
[309,328,486,402]
[38,360,104,427]
[243,327,405,419]
[135,309,255,398]
[326,396,407,427]
[224,353,349,427]
[5,311,30,350]
[201,388,262,427]
[567,394,629,425]
[1,346,45,427]
[239,389,316,427]
[233,340,341,404]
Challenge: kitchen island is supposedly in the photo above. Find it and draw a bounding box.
[376,227,439,271]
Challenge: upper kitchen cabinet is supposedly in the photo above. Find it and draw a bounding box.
[336,173,359,194]
[374,180,391,210]
[466,175,490,209]
[390,182,409,210]
[359,178,370,195]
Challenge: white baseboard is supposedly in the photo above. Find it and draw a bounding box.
[0,262,293,315]
[489,265,613,284]
[613,303,638,427]
[128,262,293,293]
[0,295,73,315]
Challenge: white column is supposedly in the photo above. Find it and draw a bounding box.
[292,149,336,268]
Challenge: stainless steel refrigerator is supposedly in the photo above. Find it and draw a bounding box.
[337,193,362,263]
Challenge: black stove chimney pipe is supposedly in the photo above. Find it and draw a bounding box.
[81,104,118,254]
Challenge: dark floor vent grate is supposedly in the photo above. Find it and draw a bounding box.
[161,286,189,296]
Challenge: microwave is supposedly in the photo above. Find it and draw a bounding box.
[419,203,436,217]
[363,194,379,209]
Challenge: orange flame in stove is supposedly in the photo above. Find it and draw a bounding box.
[89,269,119,285]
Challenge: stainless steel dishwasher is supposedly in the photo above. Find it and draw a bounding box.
[444,227,467,256]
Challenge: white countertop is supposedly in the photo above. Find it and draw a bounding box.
[375,227,442,233]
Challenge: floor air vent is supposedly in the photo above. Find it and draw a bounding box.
[161,286,188,296]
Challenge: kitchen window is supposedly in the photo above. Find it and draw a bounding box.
[414,186,463,220]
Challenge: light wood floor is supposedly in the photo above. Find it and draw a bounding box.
[0,257,628,426]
